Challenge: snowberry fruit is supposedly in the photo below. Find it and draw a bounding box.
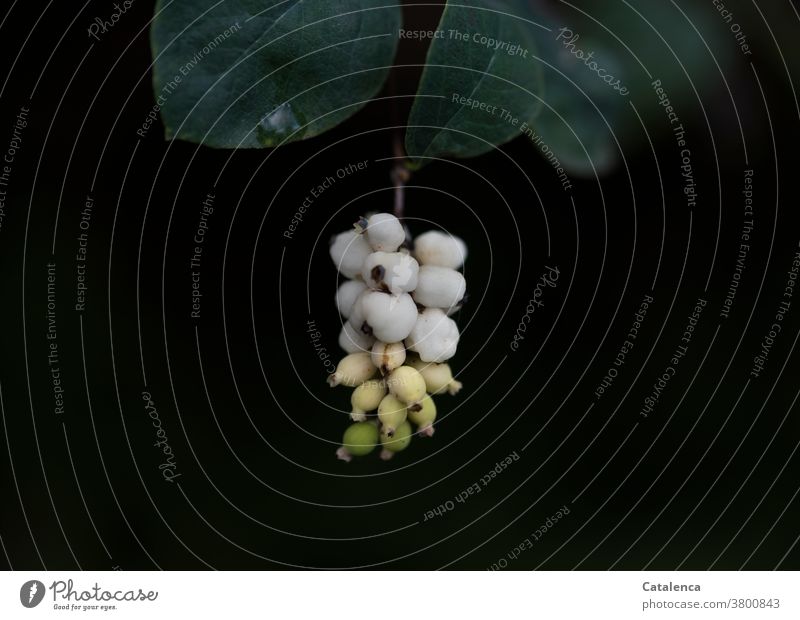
[407,357,463,395]
[327,352,376,387]
[414,230,467,269]
[413,265,466,310]
[408,394,437,437]
[350,379,386,421]
[364,213,405,252]
[377,393,408,437]
[405,308,460,362]
[380,420,413,460]
[330,230,372,279]
[325,216,468,460]
[338,322,375,354]
[446,297,467,316]
[386,365,427,405]
[335,280,367,318]
[371,341,406,374]
[361,291,418,343]
[347,290,369,332]
[337,421,379,461]
[362,251,419,295]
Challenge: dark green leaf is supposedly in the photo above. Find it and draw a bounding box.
[151,0,401,148]
[529,0,738,176]
[405,0,545,162]
[408,0,739,176]
[529,24,623,177]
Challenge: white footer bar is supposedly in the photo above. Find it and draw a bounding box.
[1,571,796,619]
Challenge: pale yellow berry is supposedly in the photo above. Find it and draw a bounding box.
[370,341,406,374]
[377,394,407,437]
[408,394,437,437]
[327,352,376,388]
[407,357,463,395]
[350,380,386,421]
[385,365,426,405]
[380,420,413,460]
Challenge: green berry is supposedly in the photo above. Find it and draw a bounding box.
[380,420,413,459]
[337,421,379,462]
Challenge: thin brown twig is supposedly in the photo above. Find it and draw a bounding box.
[389,68,410,219]
[391,132,410,219]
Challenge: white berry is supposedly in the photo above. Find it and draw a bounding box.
[330,230,371,279]
[414,230,467,269]
[365,213,405,252]
[362,251,419,295]
[338,322,376,353]
[413,265,466,310]
[405,308,460,362]
[361,291,418,343]
[335,280,367,318]
[324,216,469,460]
[347,291,371,333]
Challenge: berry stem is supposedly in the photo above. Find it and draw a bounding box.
[391,128,410,220]
[389,71,410,219]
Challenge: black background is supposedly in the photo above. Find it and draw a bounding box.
[0,0,799,569]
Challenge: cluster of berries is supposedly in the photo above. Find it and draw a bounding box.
[327,213,467,461]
